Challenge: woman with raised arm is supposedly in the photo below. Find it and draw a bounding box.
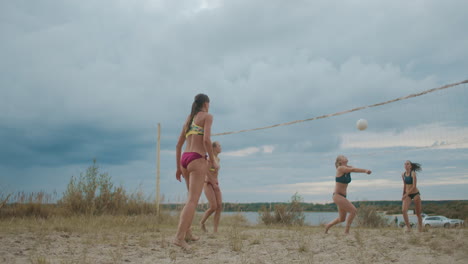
[174,94,218,249]
[401,160,423,232]
[325,155,372,234]
[200,141,223,233]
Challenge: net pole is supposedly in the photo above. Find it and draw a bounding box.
[156,123,161,218]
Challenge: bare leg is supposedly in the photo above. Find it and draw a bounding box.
[414,195,423,232]
[402,197,412,232]
[337,197,357,234]
[325,214,345,234]
[182,167,189,191]
[174,159,206,249]
[344,206,357,234]
[185,227,200,242]
[200,183,217,232]
[213,188,222,233]
[325,195,350,234]
[180,167,199,241]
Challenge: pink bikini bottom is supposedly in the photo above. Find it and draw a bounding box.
[181,152,205,169]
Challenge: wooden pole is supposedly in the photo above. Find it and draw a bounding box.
[156,123,161,218]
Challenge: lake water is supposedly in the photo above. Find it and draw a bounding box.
[222,211,338,226]
[169,210,419,227]
[222,211,418,227]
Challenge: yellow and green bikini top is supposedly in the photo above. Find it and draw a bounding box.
[185,119,204,138]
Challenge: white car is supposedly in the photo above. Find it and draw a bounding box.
[423,216,451,228]
[449,219,465,228]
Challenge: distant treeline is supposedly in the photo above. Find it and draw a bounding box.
[163,200,468,219]
[1,161,466,220]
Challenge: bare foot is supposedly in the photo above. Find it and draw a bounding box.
[200,223,207,233]
[324,225,330,234]
[185,234,200,242]
[405,228,411,233]
[173,238,191,250]
[344,227,351,234]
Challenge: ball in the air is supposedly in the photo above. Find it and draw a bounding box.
[356,119,368,131]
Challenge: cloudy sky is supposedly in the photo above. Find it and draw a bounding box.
[1,0,467,203]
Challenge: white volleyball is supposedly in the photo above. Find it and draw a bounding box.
[356,119,368,131]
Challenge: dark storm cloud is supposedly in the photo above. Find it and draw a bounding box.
[1,0,467,201]
[0,124,151,168]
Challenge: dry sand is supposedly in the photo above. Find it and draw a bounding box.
[0,216,467,264]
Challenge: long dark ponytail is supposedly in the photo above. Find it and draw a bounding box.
[185,93,210,135]
[408,161,422,172]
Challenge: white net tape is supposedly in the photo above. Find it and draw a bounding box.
[213,80,468,136]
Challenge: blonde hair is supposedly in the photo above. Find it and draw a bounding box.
[335,155,345,168]
[212,141,220,148]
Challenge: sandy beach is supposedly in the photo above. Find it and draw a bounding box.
[1,214,466,264]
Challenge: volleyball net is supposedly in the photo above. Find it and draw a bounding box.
[162,80,468,203]
[214,80,467,139]
[205,80,468,202]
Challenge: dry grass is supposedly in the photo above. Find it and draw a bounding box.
[228,227,243,252]
[1,163,466,263]
[0,161,166,220]
[259,193,305,226]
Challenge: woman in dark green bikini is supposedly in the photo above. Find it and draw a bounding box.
[325,155,372,234]
[401,160,423,232]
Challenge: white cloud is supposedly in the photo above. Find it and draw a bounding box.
[262,145,275,154]
[417,175,468,187]
[224,147,260,157]
[341,123,468,150]
[248,181,334,195]
[197,0,221,11]
[223,145,275,157]
[161,150,176,156]
[253,175,468,196]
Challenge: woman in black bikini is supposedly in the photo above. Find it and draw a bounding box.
[325,155,372,234]
[401,160,423,232]
[174,94,218,249]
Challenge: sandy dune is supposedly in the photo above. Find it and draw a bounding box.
[1,215,466,264]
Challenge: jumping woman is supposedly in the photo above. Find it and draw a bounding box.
[325,155,372,234]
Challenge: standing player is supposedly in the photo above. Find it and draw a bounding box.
[200,141,223,233]
[401,160,423,232]
[174,94,218,249]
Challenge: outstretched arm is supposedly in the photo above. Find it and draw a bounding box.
[338,166,371,174]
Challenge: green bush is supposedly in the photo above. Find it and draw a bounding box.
[64,160,160,216]
[0,160,160,218]
[59,159,121,214]
[259,193,305,226]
